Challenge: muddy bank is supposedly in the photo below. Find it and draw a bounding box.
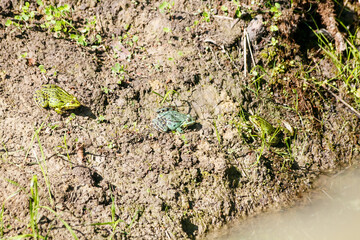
[0,1,359,239]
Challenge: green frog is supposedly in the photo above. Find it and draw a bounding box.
[152,107,195,133]
[33,84,81,114]
[249,115,282,146]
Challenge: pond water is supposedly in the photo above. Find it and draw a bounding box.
[208,165,360,240]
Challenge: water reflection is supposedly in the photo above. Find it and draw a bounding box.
[209,165,360,240]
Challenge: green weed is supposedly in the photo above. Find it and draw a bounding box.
[311,23,360,108]
[1,142,9,161]
[4,175,78,239]
[159,1,174,14]
[40,2,73,33]
[91,194,141,239]
[232,0,242,18]
[5,1,100,47]
[55,133,72,168]
[97,115,106,123]
[111,63,127,84]
[213,119,222,145]
[152,89,179,105]
[19,52,28,59]
[5,1,36,29]
[65,113,77,124]
[0,190,21,237]
[33,123,54,206]
[38,65,46,74]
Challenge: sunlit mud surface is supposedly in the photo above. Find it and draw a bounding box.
[208,165,360,240]
[1,1,359,238]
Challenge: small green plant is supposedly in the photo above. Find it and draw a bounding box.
[101,86,111,94]
[39,2,73,33]
[38,1,98,46]
[0,190,21,237]
[22,175,79,239]
[269,3,282,32]
[111,63,127,84]
[202,10,211,22]
[19,52,28,59]
[55,133,72,168]
[5,1,36,29]
[29,175,40,238]
[5,1,100,47]
[232,0,242,18]
[38,65,47,73]
[159,1,174,14]
[0,142,9,161]
[81,16,97,36]
[94,34,102,44]
[181,134,188,144]
[97,115,106,123]
[311,22,360,107]
[107,141,115,149]
[152,89,179,105]
[91,193,141,239]
[70,16,98,46]
[163,27,171,33]
[185,19,200,32]
[270,3,282,20]
[213,120,222,145]
[70,34,87,46]
[66,113,77,123]
[270,25,279,32]
[220,5,228,15]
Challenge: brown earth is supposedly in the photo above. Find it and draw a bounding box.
[0,0,359,239]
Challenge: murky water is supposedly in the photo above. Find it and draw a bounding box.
[208,165,360,240]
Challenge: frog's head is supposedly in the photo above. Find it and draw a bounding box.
[63,96,81,109]
[249,115,275,135]
[249,115,262,129]
[181,115,196,128]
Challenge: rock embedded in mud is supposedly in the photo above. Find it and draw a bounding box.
[247,15,265,43]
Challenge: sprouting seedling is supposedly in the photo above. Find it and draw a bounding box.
[152,90,179,106]
[0,189,21,237]
[97,115,106,123]
[213,120,222,145]
[112,63,127,84]
[55,133,72,168]
[38,65,46,73]
[28,175,79,239]
[5,1,36,29]
[91,191,142,239]
[159,1,174,14]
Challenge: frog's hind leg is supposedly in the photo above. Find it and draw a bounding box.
[152,118,169,132]
[33,90,49,108]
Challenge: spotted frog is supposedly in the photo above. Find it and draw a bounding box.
[152,107,195,133]
[249,115,282,146]
[34,84,81,114]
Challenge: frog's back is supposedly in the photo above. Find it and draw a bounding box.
[152,117,169,132]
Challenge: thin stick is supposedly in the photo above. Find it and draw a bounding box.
[246,31,256,67]
[42,73,47,82]
[231,18,240,29]
[203,38,219,46]
[243,29,247,77]
[213,15,234,20]
[209,46,222,69]
[322,85,360,119]
[221,45,240,71]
